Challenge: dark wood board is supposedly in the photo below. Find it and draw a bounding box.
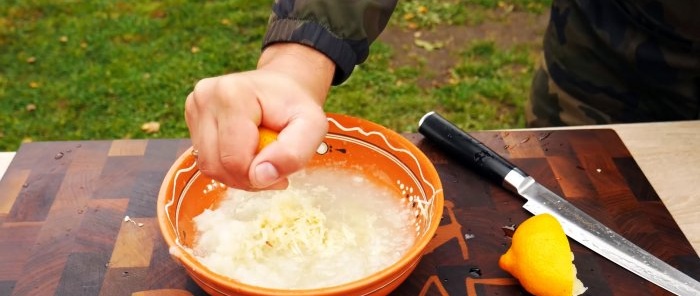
[0,130,698,296]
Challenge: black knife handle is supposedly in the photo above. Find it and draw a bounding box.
[418,111,528,184]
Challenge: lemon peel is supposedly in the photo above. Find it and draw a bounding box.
[257,127,278,153]
[499,214,587,296]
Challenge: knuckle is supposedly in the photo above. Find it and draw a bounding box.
[184,94,196,116]
[190,78,216,104]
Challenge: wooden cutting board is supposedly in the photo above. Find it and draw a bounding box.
[0,130,697,296]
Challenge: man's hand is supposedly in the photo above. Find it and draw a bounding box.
[185,43,335,190]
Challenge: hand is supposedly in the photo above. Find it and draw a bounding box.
[185,43,336,190]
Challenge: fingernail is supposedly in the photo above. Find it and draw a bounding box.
[254,162,279,188]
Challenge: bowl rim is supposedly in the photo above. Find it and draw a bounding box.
[156,113,444,295]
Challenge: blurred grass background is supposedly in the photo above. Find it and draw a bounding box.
[0,0,551,151]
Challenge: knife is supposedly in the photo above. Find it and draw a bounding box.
[418,111,700,296]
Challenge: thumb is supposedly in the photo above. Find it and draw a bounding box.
[248,114,328,188]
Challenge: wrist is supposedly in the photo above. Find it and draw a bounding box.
[257,43,336,104]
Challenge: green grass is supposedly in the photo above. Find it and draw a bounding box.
[391,0,549,28]
[328,40,536,132]
[0,0,550,151]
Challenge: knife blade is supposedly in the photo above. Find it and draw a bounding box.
[418,111,700,296]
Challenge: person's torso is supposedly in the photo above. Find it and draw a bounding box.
[543,0,700,122]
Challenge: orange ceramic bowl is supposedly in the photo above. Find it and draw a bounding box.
[157,113,444,296]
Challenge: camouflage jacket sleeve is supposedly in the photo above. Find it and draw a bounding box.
[262,0,398,85]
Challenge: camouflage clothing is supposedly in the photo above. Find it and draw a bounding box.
[263,0,700,125]
[527,0,700,126]
[263,0,398,85]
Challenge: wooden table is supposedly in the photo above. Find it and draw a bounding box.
[529,120,700,256]
[1,121,699,296]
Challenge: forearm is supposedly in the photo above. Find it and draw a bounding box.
[263,0,398,85]
[257,43,335,106]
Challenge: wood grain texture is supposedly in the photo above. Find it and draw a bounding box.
[0,221,42,280]
[612,122,700,255]
[0,169,29,215]
[109,218,156,268]
[525,120,700,254]
[0,132,697,296]
[108,140,148,157]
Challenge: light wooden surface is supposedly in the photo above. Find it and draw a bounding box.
[607,121,700,255]
[1,121,698,255]
[524,120,700,255]
[0,152,14,181]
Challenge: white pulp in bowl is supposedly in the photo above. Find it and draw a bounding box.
[190,167,417,289]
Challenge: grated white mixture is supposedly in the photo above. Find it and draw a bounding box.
[190,167,416,290]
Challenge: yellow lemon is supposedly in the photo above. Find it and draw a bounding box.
[499,214,587,296]
[257,127,278,153]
